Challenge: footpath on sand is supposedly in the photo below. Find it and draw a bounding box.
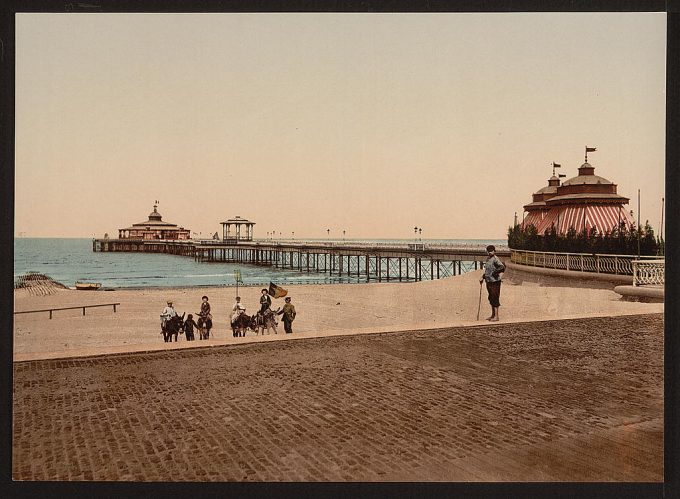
[13,267,663,361]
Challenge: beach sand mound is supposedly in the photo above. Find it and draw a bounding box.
[14,272,69,297]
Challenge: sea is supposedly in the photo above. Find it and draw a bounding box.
[14,238,507,289]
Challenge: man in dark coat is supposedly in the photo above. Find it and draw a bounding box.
[479,245,506,321]
[277,297,297,334]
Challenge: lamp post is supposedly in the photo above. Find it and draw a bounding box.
[327,228,330,238]
[419,228,422,241]
[343,230,345,241]
[292,231,295,240]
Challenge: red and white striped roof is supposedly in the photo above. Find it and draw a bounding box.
[523,210,547,229]
[534,205,634,235]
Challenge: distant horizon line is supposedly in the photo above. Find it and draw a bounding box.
[14,235,508,241]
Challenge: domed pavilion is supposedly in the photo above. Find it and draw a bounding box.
[522,149,634,236]
[118,202,191,240]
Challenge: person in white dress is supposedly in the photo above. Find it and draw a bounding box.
[160,300,177,328]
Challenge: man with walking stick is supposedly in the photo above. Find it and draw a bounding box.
[479,245,506,321]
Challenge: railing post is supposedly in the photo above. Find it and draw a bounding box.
[580,255,584,272]
[566,254,570,271]
[596,255,600,273]
[614,256,618,275]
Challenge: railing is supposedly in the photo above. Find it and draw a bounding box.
[202,239,509,252]
[633,260,665,286]
[511,249,663,278]
[14,303,121,319]
[99,237,511,253]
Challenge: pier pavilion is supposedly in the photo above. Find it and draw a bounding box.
[118,202,190,240]
[522,150,633,236]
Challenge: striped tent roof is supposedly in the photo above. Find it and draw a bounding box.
[522,210,548,229]
[535,205,634,235]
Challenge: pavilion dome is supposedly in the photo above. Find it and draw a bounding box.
[561,174,614,186]
[535,184,558,195]
[561,161,614,186]
[148,206,163,221]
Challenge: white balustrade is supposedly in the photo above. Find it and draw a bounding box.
[511,249,663,282]
[632,260,665,286]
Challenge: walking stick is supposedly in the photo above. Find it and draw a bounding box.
[476,280,483,321]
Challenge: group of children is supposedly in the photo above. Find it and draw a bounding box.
[160,291,297,341]
[231,289,297,334]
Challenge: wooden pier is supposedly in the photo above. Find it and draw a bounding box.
[93,239,510,282]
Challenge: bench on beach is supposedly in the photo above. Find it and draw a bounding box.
[13,303,121,319]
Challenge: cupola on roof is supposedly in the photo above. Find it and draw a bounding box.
[148,204,163,221]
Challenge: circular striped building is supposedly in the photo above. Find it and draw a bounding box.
[522,158,634,236]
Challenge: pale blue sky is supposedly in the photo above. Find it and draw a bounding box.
[15,13,666,239]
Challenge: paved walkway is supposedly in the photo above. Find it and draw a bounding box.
[12,314,663,481]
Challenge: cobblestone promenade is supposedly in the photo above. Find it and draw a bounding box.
[13,314,663,481]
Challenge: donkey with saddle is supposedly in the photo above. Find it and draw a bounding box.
[161,313,185,342]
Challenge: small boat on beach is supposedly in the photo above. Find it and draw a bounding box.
[75,281,102,290]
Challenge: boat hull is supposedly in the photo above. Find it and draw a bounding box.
[75,282,101,290]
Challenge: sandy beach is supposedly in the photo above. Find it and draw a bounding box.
[13,266,663,361]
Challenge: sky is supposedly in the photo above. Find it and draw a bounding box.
[14,12,666,240]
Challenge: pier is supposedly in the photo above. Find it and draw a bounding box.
[92,239,510,282]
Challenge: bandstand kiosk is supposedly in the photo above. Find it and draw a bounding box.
[220,216,255,244]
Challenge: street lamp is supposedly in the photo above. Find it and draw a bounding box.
[292,231,295,240]
[419,228,422,241]
[343,230,346,240]
[327,228,330,238]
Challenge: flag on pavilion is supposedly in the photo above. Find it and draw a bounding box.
[268,281,288,299]
[586,146,597,152]
[553,162,561,168]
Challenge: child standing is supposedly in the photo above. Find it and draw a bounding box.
[184,314,198,341]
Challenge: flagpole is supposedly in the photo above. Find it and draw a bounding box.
[660,197,664,241]
[637,189,641,258]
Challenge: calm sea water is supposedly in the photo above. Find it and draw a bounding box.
[14,238,506,289]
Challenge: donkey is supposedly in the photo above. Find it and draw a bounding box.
[231,312,257,338]
[161,313,185,342]
[255,308,280,335]
[197,314,212,340]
